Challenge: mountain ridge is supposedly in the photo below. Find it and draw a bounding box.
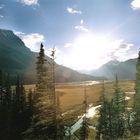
[0,29,105,83]
[1,28,136,81]
[90,59,137,80]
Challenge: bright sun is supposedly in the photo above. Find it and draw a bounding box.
[65,33,114,70]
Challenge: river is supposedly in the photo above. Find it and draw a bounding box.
[56,81,100,86]
[70,105,101,134]
[69,95,131,134]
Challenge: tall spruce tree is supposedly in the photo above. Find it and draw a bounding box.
[96,78,126,140]
[96,81,111,140]
[111,75,126,139]
[131,51,140,136]
[25,43,60,140]
[79,86,89,140]
[51,47,66,140]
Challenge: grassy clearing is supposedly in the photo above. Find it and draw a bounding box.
[23,80,135,112]
[57,84,103,112]
[57,80,135,112]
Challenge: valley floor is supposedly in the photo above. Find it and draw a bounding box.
[24,80,135,112]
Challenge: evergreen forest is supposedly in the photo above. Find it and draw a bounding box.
[0,43,140,140]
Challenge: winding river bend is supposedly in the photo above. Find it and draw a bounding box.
[70,105,101,134]
[69,95,131,134]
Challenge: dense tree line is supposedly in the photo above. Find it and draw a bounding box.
[0,72,34,140]
[96,52,140,140]
[96,78,126,140]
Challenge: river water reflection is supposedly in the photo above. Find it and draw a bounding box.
[70,105,101,134]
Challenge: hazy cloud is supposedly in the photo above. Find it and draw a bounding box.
[0,15,4,18]
[75,25,89,32]
[64,43,73,48]
[18,0,39,6]
[15,32,45,51]
[80,19,84,25]
[118,43,133,50]
[67,7,82,14]
[75,19,89,32]
[62,36,135,70]
[0,4,5,9]
[131,0,140,10]
[108,40,134,61]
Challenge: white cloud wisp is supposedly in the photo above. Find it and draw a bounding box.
[67,7,82,14]
[15,32,45,52]
[18,0,39,6]
[75,26,89,32]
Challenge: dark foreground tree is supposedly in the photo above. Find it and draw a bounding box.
[96,82,107,140]
[24,44,65,140]
[0,71,12,139]
[131,51,140,136]
[96,78,127,140]
[11,77,30,139]
[111,76,126,138]
[79,86,89,140]
[0,72,32,140]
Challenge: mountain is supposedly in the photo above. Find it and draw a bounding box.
[0,29,35,73]
[90,59,137,80]
[0,29,105,83]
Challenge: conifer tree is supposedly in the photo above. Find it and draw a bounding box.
[111,75,126,138]
[11,77,28,139]
[79,86,89,140]
[0,71,12,139]
[24,44,59,140]
[0,72,31,140]
[96,78,127,140]
[96,82,111,140]
[50,47,66,140]
[27,89,34,120]
[4,73,12,108]
[131,51,140,135]
[3,73,12,139]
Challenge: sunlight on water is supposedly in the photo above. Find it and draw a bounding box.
[125,96,131,100]
[70,105,101,134]
[86,105,101,118]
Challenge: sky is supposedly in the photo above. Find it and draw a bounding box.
[0,0,140,70]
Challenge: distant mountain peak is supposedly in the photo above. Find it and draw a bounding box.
[90,58,137,80]
[107,59,119,64]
